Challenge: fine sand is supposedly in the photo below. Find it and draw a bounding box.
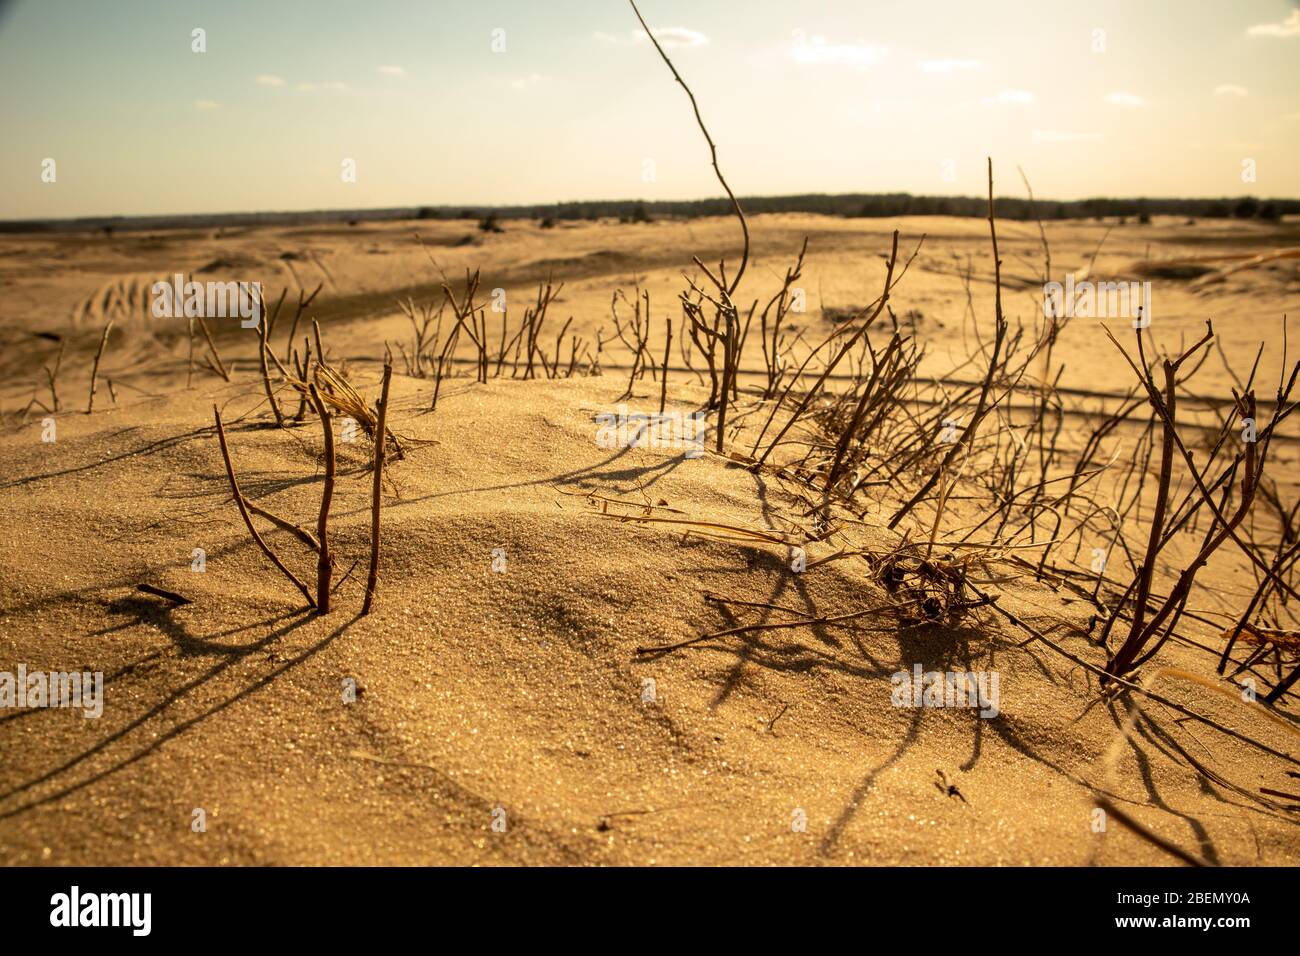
[1,213,1297,865]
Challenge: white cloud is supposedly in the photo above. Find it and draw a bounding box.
[983,89,1035,105]
[1214,84,1248,97]
[917,59,980,73]
[1104,91,1147,107]
[510,73,543,90]
[789,36,887,66]
[1247,9,1300,37]
[595,27,709,49]
[256,74,285,87]
[377,65,404,76]
[194,99,220,110]
[1033,130,1103,144]
[639,27,709,48]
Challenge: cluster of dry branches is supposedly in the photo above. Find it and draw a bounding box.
[590,0,1300,865]
[213,312,396,617]
[395,270,598,409]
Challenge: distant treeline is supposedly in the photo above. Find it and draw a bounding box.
[526,193,1297,223]
[3,193,1296,234]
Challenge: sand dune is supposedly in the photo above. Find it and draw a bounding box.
[1,213,1298,865]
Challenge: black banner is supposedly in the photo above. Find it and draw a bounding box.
[0,866,1282,941]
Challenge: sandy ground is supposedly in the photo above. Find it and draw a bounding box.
[0,213,1297,865]
[4,212,1298,395]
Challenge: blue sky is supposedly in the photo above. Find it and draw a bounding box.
[1,0,1298,218]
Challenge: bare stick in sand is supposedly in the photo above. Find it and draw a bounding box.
[659,317,672,415]
[213,404,316,608]
[308,382,336,613]
[45,367,60,411]
[312,318,326,368]
[44,337,65,411]
[197,316,230,381]
[136,583,192,606]
[362,360,394,615]
[284,283,322,363]
[245,500,320,552]
[1265,661,1300,705]
[292,338,312,421]
[86,320,113,414]
[255,288,285,427]
[630,0,749,450]
[629,0,747,294]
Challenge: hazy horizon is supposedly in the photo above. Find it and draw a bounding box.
[3,0,1299,219]
[6,188,1300,227]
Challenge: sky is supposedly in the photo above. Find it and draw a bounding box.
[1,0,1298,219]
